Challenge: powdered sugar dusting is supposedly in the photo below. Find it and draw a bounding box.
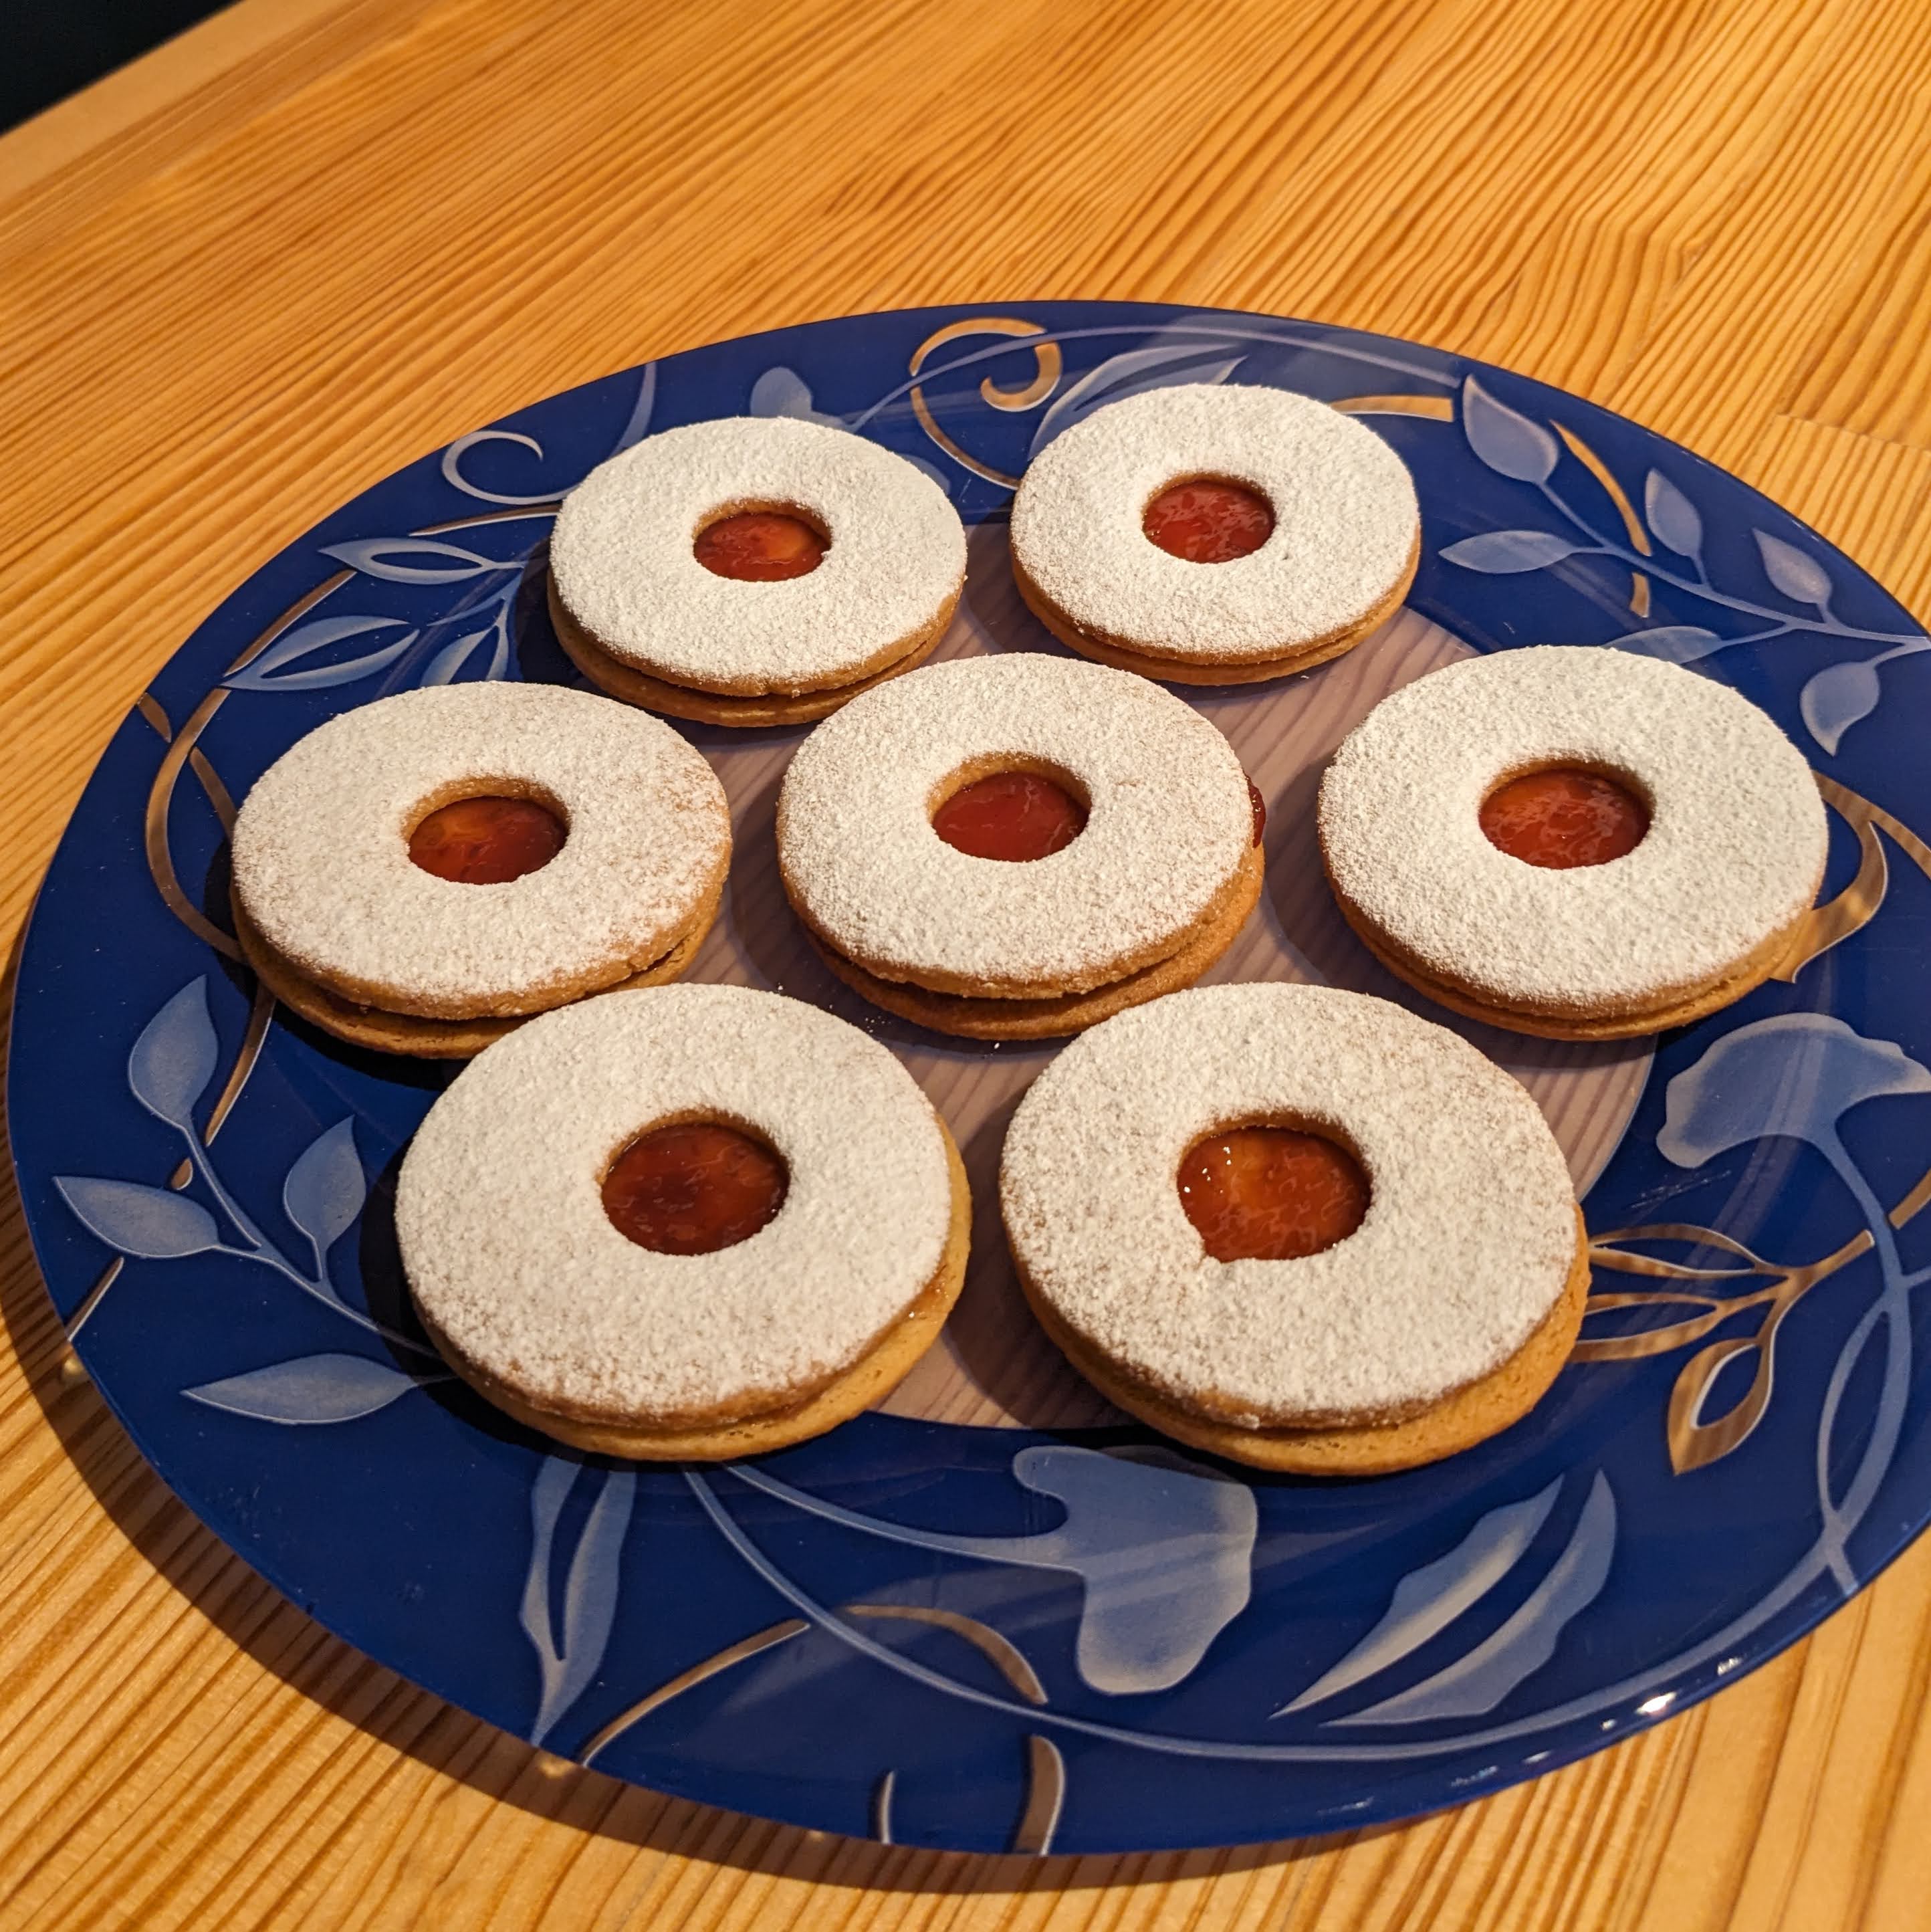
[778,654,1252,989]
[396,985,954,1418]
[231,683,729,1016]
[1319,647,1829,1009]
[1001,983,1577,1423]
[1010,385,1418,661]
[550,416,966,691]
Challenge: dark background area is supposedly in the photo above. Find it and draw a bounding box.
[5,0,233,135]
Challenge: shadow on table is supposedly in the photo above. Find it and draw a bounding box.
[0,946,1380,1893]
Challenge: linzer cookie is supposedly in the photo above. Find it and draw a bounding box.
[1319,646,1829,1039]
[1001,983,1587,1475]
[548,415,968,726]
[396,985,969,1458]
[229,682,729,1057]
[776,653,1264,1040]
[1008,384,1419,684]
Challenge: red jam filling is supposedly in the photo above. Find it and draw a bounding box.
[1480,767,1648,870]
[1178,1125,1370,1262]
[932,770,1087,863]
[602,1122,788,1256]
[408,796,566,885]
[1248,778,1266,845]
[693,510,826,580]
[1142,479,1276,563]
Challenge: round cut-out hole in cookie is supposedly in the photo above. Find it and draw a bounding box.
[407,795,568,885]
[602,1121,789,1256]
[1480,766,1650,870]
[1142,477,1276,563]
[693,508,828,580]
[1177,1123,1370,1262]
[932,769,1089,863]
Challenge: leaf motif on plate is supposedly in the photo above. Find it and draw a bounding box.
[1575,1023,1931,1485]
[1439,530,1583,572]
[731,1445,1255,1695]
[1754,529,1833,608]
[1578,1228,1766,1358]
[748,366,842,426]
[1009,1445,1255,1695]
[1579,1223,1873,1473]
[282,1117,366,1260]
[1799,641,1931,756]
[1276,1479,1561,1715]
[223,615,418,693]
[1460,376,1559,484]
[127,978,217,1130]
[1601,625,1725,663]
[1582,1285,1755,1358]
[1802,657,1883,756]
[183,1352,419,1424]
[521,1459,638,1744]
[319,538,508,584]
[418,628,495,686]
[55,1176,221,1260]
[1642,468,1704,559]
[1658,1013,1931,1170]
[1335,1473,1617,1723]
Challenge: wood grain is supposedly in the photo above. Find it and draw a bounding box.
[5,0,1931,1923]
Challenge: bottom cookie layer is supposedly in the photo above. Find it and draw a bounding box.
[549,580,951,727]
[417,1124,972,1459]
[1011,540,1418,687]
[232,886,719,1058]
[1332,886,1813,1041]
[809,844,1265,1039]
[1018,1210,1591,1475]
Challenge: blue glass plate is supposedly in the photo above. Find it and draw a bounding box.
[12,303,1931,1856]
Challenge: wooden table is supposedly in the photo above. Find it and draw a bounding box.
[5,0,1931,1923]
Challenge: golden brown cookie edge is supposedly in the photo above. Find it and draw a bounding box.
[232,881,721,1058]
[414,1116,972,1459]
[1014,1210,1590,1475]
[1325,865,1817,1041]
[549,575,958,720]
[802,843,1264,1039]
[779,811,1265,1002]
[1010,535,1418,685]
